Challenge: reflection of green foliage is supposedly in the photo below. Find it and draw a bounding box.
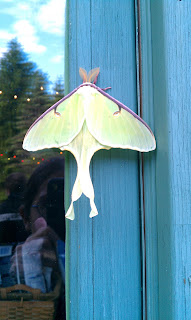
[0,39,65,202]
[0,39,35,148]
[52,76,65,104]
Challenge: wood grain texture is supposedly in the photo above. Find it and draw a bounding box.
[65,0,142,319]
[140,1,191,319]
[66,2,94,319]
[160,2,191,319]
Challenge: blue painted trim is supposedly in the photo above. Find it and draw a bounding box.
[138,1,191,319]
[65,1,143,319]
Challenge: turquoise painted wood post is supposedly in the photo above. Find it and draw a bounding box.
[65,1,143,319]
[139,1,191,319]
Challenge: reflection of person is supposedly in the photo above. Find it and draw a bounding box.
[0,172,27,243]
[0,172,26,214]
[20,157,65,238]
[11,158,66,319]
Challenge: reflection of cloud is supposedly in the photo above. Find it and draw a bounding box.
[13,20,46,53]
[18,4,30,12]
[0,30,14,40]
[1,2,31,20]
[0,47,8,59]
[51,54,64,63]
[1,0,66,35]
[37,0,66,35]
[0,0,65,85]
[0,31,14,58]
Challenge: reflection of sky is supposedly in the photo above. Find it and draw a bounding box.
[0,0,66,91]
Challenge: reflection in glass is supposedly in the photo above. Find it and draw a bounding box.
[0,1,66,319]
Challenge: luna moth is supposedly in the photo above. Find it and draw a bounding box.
[23,68,156,220]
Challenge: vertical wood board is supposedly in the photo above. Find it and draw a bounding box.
[139,1,191,319]
[66,1,94,319]
[159,2,191,319]
[66,1,142,319]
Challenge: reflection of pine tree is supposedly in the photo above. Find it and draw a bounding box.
[0,39,35,149]
[18,70,50,134]
[0,39,63,200]
[51,76,65,104]
[11,70,51,171]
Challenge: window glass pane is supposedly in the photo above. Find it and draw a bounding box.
[0,1,66,319]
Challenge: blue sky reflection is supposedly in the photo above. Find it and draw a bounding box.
[0,0,66,92]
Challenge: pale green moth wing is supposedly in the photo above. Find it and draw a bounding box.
[23,67,156,221]
[84,86,156,152]
[23,91,85,151]
[60,122,110,220]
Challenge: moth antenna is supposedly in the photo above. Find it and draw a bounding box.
[79,68,88,83]
[87,67,100,84]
